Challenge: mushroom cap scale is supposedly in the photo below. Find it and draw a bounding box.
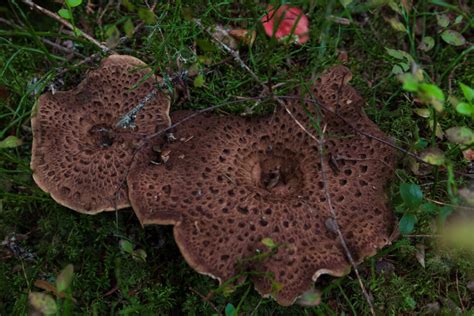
[127,66,396,305]
[31,55,171,214]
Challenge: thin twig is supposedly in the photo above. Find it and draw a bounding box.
[194,19,262,85]
[318,124,376,316]
[21,0,109,52]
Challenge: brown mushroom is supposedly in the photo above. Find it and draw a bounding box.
[31,55,171,214]
[127,66,396,305]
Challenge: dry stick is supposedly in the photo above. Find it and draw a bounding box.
[318,124,376,316]
[195,18,375,313]
[21,0,109,52]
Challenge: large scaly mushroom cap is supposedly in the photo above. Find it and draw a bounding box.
[127,66,396,305]
[31,55,171,214]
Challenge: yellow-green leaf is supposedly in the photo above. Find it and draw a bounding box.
[418,36,434,52]
[388,18,406,32]
[193,74,205,88]
[261,238,277,249]
[436,14,450,28]
[29,292,57,315]
[296,288,322,306]
[459,83,474,102]
[138,8,156,24]
[0,135,22,149]
[123,18,134,38]
[413,108,430,118]
[456,102,474,116]
[56,264,74,293]
[421,147,445,166]
[441,30,466,46]
[445,127,474,145]
[58,8,71,19]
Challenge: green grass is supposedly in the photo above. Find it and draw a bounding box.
[1,0,473,315]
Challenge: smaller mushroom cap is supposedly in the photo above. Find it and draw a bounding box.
[31,55,171,213]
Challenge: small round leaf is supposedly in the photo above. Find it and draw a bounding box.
[445,127,474,145]
[441,30,466,46]
[66,0,82,7]
[400,183,423,210]
[399,214,417,235]
[58,8,71,19]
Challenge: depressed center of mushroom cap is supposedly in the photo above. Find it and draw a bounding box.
[249,147,304,199]
[88,123,116,148]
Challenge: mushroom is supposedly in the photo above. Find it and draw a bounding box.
[31,55,171,214]
[127,66,396,305]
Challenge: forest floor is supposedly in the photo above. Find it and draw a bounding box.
[0,0,473,315]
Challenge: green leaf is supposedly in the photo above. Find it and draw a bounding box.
[418,83,444,111]
[391,64,404,75]
[400,183,423,210]
[441,30,466,46]
[132,249,147,262]
[193,74,205,88]
[66,0,82,7]
[436,14,450,28]
[445,126,474,145]
[138,8,156,24]
[454,15,463,25]
[29,292,57,315]
[58,8,71,19]
[121,0,136,12]
[339,0,353,8]
[0,135,22,149]
[421,147,446,166]
[418,36,434,52]
[385,48,414,62]
[119,240,134,254]
[413,108,430,118]
[400,74,418,92]
[296,288,322,306]
[225,303,237,316]
[420,202,439,215]
[459,83,474,102]
[123,18,134,38]
[261,238,277,249]
[56,264,74,293]
[455,102,474,116]
[399,214,417,235]
[388,18,406,32]
[419,83,445,101]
